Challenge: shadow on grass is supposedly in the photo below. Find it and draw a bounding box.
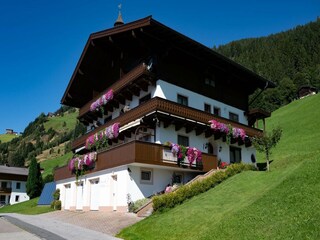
[257,160,273,171]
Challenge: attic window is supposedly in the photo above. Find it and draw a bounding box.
[205,78,215,87]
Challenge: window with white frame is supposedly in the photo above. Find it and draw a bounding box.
[140,168,153,184]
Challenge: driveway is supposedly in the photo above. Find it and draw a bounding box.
[1,211,142,240]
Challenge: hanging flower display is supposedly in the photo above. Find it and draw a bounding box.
[232,127,246,141]
[186,147,202,166]
[168,142,202,167]
[68,152,97,179]
[209,119,246,143]
[90,89,114,112]
[209,120,229,134]
[85,122,120,150]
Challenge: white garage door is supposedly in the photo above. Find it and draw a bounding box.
[64,184,71,210]
[76,182,83,210]
[90,179,100,211]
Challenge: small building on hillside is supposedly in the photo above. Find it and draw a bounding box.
[298,85,318,99]
[5,129,18,135]
[6,129,13,134]
[55,15,275,212]
[0,165,30,205]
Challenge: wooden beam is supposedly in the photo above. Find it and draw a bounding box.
[205,129,213,138]
[185,124,194,134]
[175,122,183,131]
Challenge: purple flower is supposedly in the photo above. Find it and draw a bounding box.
[112,123,120,138]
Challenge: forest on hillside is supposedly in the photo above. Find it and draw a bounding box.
[0,106,86,168]
[215,18,320,112]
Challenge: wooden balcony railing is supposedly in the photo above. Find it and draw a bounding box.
[72,97,263,150]
[79,63,151,118]
[55,140,217,181]
[0,187,12,193]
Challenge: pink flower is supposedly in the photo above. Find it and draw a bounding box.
[112,123,120,138]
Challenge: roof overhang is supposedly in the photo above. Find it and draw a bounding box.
[61,16,275,107]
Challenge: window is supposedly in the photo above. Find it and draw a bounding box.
[1,182,7,188]
[140,168,153,184]
[204,103,211,113]
[229,112,239,122]
[16,182,21,189]
[0,195,5,204]
[178,135,189,147]
[172,173,183,184]
[213,107,221,116]
[230,147,241,164]
[205,78,215,87]
[15,195,19,202]
[139,93,151,105]
[177,94,188,106]
[104,115,112,123]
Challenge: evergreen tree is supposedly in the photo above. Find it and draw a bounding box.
[216,18,320,112]
[26,157,43,198]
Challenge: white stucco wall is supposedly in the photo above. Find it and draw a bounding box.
[0,180,29,205]
[9,181,29,205]
[153,80,248,125]
[89,78,248,130]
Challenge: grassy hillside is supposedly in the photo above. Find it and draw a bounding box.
[40,151,73,177]
[44,111,78,133]
[0,108,82,169]
[0,197,53,215]
[0,134,17,143]
[118,94,320,240]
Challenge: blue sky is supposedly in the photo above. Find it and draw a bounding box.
[0,0,319,133]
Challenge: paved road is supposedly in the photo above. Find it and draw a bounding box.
[1,213,121,240]
[0,216,41,240]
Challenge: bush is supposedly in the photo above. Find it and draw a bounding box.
[53,189,60,201]
[153,163,253,212]
[128,198,151,212]
[50,200,61,210]
[43,174,54,184]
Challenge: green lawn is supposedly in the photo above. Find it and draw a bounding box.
[44,111,78,132]
[0,134,17,143]
[0,197,53,215]
[118,94,320,239]
[40,151,73,177]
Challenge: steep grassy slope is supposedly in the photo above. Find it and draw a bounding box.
[44,111,78,133]
[118,94,320,240]
[0,134,17,143]
[40,152,73,177]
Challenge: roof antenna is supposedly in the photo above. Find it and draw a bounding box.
[114,3,124,27]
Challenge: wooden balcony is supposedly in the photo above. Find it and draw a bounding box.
[55,140,217,181]
[0,187,12,193]
[79,63,153,119]
[72,97,263,150]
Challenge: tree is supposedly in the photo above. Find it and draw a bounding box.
[252,127,282,171]
[26,157,43,198]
